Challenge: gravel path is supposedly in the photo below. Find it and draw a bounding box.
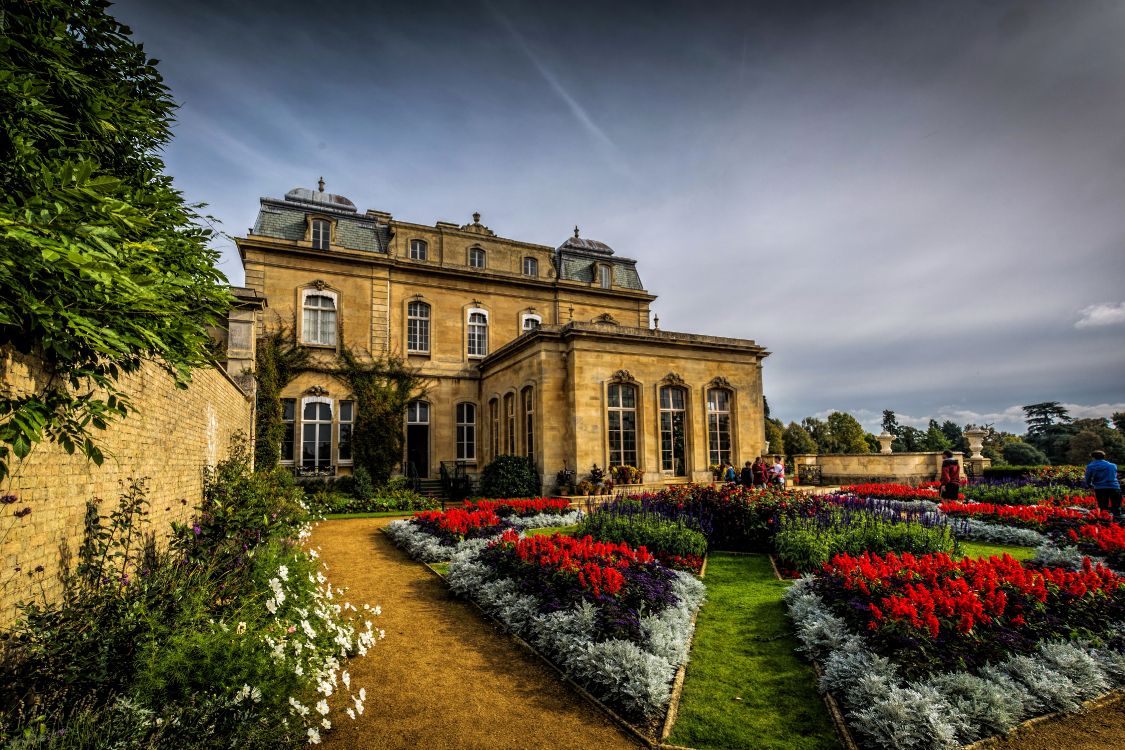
[311,517,643,750]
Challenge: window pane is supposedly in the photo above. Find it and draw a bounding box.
[620,385,635,408]
[607,384,620,408]
[282,423,294,461]
[340,401,353,421]
[303,309,316,342]
[339,424,352,461]
[318,403,332,420]
[303,402,317,420]
[282,399,295,421]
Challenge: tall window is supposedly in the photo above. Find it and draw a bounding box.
[407,301,430,353]
[409,239,427,260]
[489,398,499,459]
[607,383,638,467]
[521,314,542,333]
[468,247,486,268]
[467,310,488,357]
[302,292,337,346]
[281,398,296,461]
[523,257,538,276]
[311,219,330,250]
[302,400,333,470]
[599,265,611,289]
[707,389,732,467]
[338,400,354,462]
[456,403,476,461]
[504,393,516,454]
[522,386,535,461]
[659,386,687,475]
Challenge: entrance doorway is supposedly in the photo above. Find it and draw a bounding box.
[406,401,430,478]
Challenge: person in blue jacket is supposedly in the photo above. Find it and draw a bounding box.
[1085,450,1122,521]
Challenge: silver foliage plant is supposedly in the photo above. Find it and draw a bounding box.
[784,578,1125,750]
[952,519,1049,547]
[384,510,581,562]
[446,544,705,718]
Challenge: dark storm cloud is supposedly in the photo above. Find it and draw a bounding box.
[112,0,1125,432]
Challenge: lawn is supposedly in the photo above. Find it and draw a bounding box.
[523,525,579,537]
[957,540,1036,561]
[666,553,840,750]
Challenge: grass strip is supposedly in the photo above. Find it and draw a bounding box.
[957,541,1036,561]
[524,525,579,537]
[667,553,840,750]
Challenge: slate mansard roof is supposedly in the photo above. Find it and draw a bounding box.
[250,185,644,290]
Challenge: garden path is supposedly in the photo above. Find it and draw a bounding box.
[310,517,643,750]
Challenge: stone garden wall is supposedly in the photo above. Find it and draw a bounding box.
[0,350,253,626]
[792,452,962,486]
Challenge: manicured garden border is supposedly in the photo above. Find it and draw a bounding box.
[961,689,1125,750]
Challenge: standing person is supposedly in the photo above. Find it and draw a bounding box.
[769,455,785,487]
[740,461,754,487]
[1085,450,1122,521]
[939,450,961,501]
[752,457,769,487]
[724,462,737,483]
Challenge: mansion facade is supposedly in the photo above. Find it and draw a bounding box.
[235,182,769,488]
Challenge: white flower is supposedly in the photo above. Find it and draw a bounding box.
[342,671,350,689]
[250,686,262,703]
[294,663,304,676]
[316,699,330,716]
[236,621,246,635]
[307,727,321,744]
[374,605,381,616]
[302,619,317,639]
[266,598,278,615]
[278,565,289,581]
[346,708,356,720]
[288,697,310,716]
[321,718,331,730]
[359,687,366,701]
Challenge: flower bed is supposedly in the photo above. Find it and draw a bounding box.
[1068,523,1125,568]
[961,477,1096,507]
[840,483,944,501]
[447,531,705,720]
[385,501,582,562]
[576,500,707,573]
[939,502,1112,534]
[786,551,1125,749]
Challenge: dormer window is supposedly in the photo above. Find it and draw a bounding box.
[521,313,542,333]
[311,219,330,250]
[468,247,486,269]
[599,265,612,289]
[523,257,538,276]
[410,239,428,260]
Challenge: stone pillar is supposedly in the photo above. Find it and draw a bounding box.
[877,431,894,454]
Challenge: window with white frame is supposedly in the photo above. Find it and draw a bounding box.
[407,301,430,353]
[407,400,429,425]
[599,265,612,289]
[607,383,638,468]
[409,239,428,260]
[504,393,516,454]
[659,386,687,475]
[456,402,476,461]
[522,386,534,461]
[521,313,542,333]
[338,399,354,463]
[523,257,538,276]
[302,291,337,346]
[707,389,732,467]
[301,399,333,470]
[468,246,486,268]
[281,398,296,461]
[467,309,488,357]
[311,219,331,250]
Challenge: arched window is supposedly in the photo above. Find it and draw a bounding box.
[504,393,516,454]
[707,389,732,467]
[456,403,476,461]
[311,219,330,250]
[522,386,535,461]
[607,383,637,468]
[468,246,486,268]
[301,398,333,470]
[302,291,337,346]
[523,257,538,276]
[467,309,488,357]
[489,398,499,459]
[521,313,542,333]
[407,301,430,353]
[659,386,687,476]
[409,239,428,260]
[599,265,612,289]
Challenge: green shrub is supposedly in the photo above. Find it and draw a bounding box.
[479,455,539,499]
[775,512,957,572]
[303,475,437,514]
[352,466,375,502]
[576,512,707,567]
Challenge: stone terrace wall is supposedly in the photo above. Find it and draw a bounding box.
[0,351,252,626]
[792,452,963,486]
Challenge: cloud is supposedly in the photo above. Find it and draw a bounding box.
[1075,302,1125,328]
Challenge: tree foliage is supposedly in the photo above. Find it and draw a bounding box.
[765,418,786,458]
[920,419,953,452]
[824,411,870,454]
[0,0,232,481]
[1002,441,1049,466]
[881,409,900,436]
[479,455,539,498]
[783,421,817,456]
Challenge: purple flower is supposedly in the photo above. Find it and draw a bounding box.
[1,494,17,505]
[192,524,202,536]
[13,506,31,518]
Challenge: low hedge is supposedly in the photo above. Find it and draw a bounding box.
[576,512,707,572]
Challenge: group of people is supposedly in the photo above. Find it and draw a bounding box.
[717,455,787,487]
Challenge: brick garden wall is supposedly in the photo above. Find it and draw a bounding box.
[0,350,253,626]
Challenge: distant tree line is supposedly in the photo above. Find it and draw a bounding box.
[764,400,1125,466]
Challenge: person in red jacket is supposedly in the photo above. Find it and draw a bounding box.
[939,450,961,500]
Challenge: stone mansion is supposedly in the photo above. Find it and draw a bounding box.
[234,182,769,488]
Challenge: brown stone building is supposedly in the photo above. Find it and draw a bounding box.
[236,182,769,489]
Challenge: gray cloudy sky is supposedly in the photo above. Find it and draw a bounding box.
[112,0,1125,433]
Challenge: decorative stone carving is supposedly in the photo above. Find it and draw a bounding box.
[305,385,330,397]
[964,428,987,460]
[610,369,634,383]
[708,376,732,390]
[662,372,686,386]
[877,431,894,455]
[592,313,619,325]
[459,211,496,236]
[311,279,328,290]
